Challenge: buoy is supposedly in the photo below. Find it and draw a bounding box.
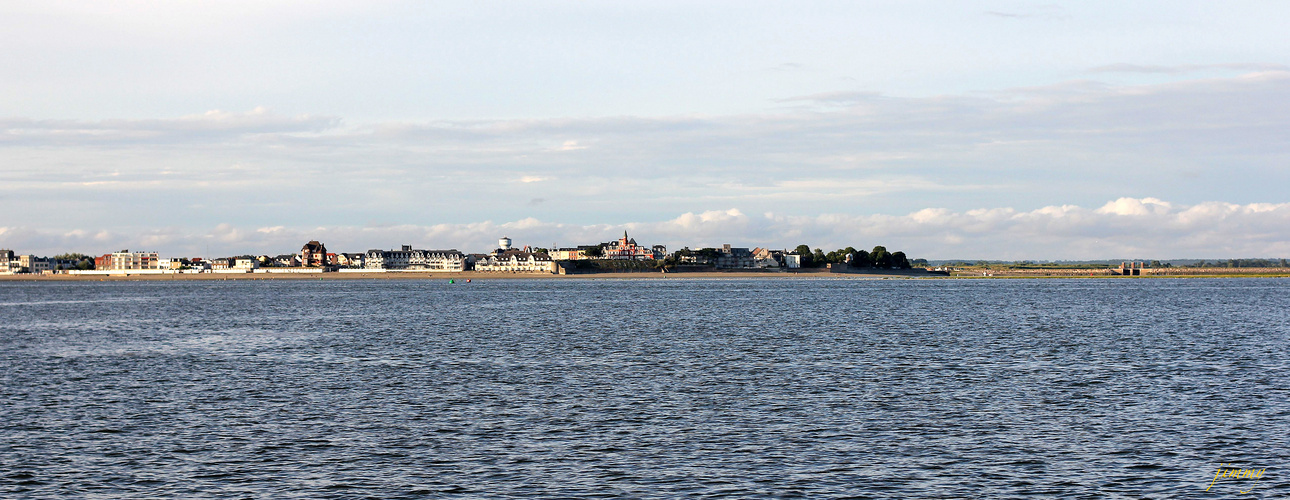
[449,279,454,284]
[466,279,471,283]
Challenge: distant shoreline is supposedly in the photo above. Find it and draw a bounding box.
[0,270,920,281]
[2,268,1287,281]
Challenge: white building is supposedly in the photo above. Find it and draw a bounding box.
[365,245,467,271]
[472,249,557,273]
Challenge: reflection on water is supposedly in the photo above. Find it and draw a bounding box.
[1,278,1287,498]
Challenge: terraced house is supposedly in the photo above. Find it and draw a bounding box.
[364,245,467,271]
[471,249,557,273]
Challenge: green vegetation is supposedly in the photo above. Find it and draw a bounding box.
[790,244,913,269]
[1187,259,1287,268]
[931,258,1290,270]
[51,253,96,270]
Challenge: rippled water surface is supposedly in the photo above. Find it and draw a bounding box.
[2,278,1287,498]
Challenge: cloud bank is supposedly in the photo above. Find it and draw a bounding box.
[3,198,1286,260]
[2,72,1288,259]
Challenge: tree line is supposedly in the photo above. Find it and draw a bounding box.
[792,245,913,269]
[1186,258,1289,268]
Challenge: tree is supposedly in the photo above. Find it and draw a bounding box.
[851,249,871,268]
[583,246,604,258]
[826,249,845,264]
[871,246,891,268]
[891,251,911,269]
[812,248,827,267]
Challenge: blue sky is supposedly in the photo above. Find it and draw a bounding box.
[3,1,1289,258]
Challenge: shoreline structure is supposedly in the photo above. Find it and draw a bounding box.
[2,268,1288,281]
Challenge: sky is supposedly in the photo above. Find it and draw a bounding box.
[2,1,1289,259]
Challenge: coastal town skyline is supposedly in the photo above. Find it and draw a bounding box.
[3,231,931,275]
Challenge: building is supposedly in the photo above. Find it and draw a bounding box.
[164,258,200,270]
[600,231,664,260]
[552,232,664,261]
[365,245,468,271]
[1,249,18,274]
[712,244,757,269]
[472,249,557,273]
[300,241,328,267]
[15,254,51,273]
[337,253,365,268]
[234,258,259,270]
[751,247,784,268]
[108,250,160,270]
[271,254,300,267]
[674,244,768,269]
[548,246,598,260]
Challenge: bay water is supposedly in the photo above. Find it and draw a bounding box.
[2,278,1286,498]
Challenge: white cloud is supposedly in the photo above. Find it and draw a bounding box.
[557,140,586,151]
[1095,197,1172,216]
[2,73,1289,247]
[3,198,1287,260]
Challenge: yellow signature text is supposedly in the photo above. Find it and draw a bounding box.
[1206,463,1266,494]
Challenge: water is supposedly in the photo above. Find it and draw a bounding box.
[1,278,1287,498]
